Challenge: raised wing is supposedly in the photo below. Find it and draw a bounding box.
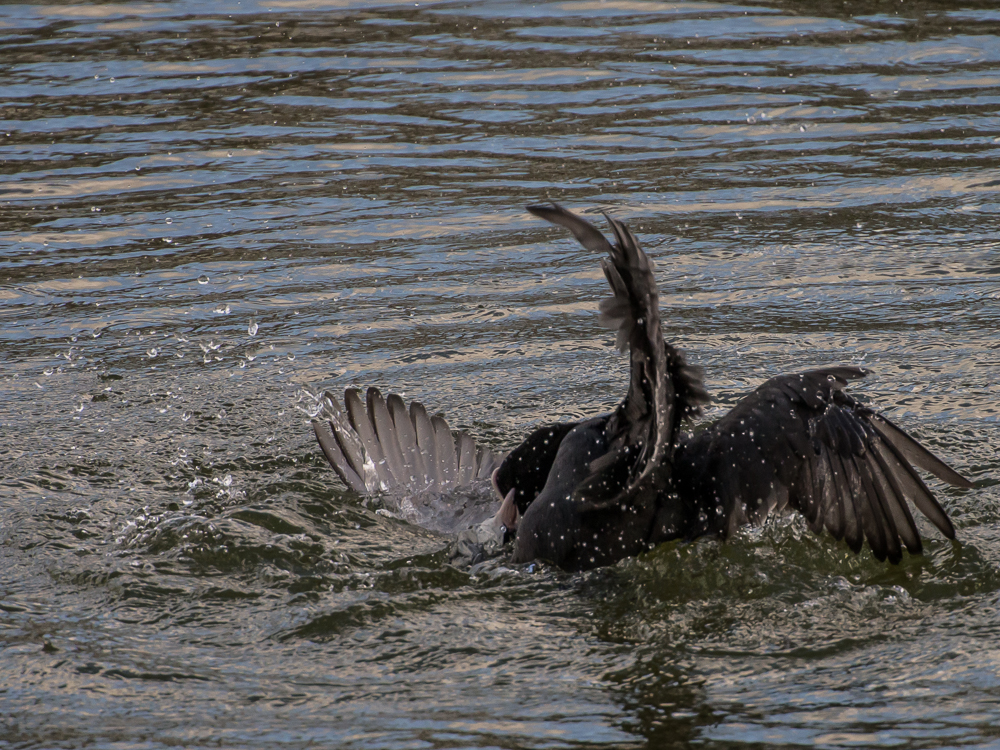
[669,367,973,563]
[526,203,708,511]
[313,387,505,495]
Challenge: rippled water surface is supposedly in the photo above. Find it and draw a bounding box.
[3,1,1000,747]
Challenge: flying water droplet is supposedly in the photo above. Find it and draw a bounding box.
[198,275,209,285]
[147,347,158,358]
[248,318,258,336]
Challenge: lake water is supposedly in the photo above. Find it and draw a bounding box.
[3,1,1000,747]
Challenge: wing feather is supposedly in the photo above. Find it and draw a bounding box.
[674,367,969,560]
[432,415,459,488]
[368,387,408,486]
[387,393,427,486]
[313,421,366,493]
[410,401,442,488]
[345,387,394,488]
[312,389,504,496]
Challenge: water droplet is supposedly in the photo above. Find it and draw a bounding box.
[109,77,115,83]
[227,151,233,157]
[213,304,230,315]
[218,409,227,419]
[286,353,295,361]
[198,275,209,285]
[43,368,54,376]
[799,125,806,132]
[182,411,192,422]
[163,238,172,244]
[165,217,173,224]
[147,347,158,358]
[248,318,258,336]
[90,206,100,212]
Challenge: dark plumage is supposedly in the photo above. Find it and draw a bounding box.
[501,204,708,568]
[313,204,975,571]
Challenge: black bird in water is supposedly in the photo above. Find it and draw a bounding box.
[314,204,974,571]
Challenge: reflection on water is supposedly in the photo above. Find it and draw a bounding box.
[2,0,1000,747]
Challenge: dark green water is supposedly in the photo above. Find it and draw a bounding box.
[2,1,1000,747]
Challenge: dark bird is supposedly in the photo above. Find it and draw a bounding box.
[314,204,975,571]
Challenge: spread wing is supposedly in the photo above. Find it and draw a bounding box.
[312,387,505,494]
[526,203,707,511]
[673,367,973,563]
